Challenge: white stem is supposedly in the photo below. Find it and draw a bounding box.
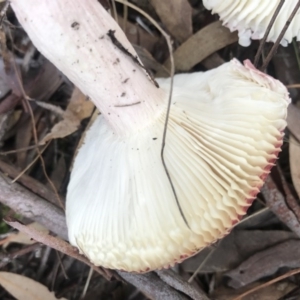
[10,0,167,135]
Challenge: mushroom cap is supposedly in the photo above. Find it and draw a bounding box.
[203,0,300,46]
[66,59,289,272]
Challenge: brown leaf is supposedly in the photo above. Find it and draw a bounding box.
[71,108,99,170]
[0,222,48,249]
[121,17,159,54]
[40,88,94,144]
[212,281,296,300]
[290,136,300,198]
[149,0,192,42]
[134,44,164,73]
[25,60,63,102]
[272,47,300,100]
[262,175,300,237]
[4,218,111,280]
[158,21,238,76]
[182,230,296,273]
[225,240,300,288]
[0,160,62,206]
[0,272,67,300]
[49,156,67,190]
[288,104,300,142]
[15,109,43,169]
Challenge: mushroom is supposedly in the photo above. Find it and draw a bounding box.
[11,0,290,272]
[203,0,300,46]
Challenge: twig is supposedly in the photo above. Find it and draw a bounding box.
[188,246,216,283]
[10,142,49,183]
[119,271,190,300]
[55,251,69,280]
[81,268,93,299]
[0,172,68,239]
[0,243,42,268]
[115,0,190,228]
[157,269,209,300]
[111,0,118,24]
[122,2,128,32]
[286,84,300,89]
[232,267,300,300]
[0,1,10,28]
[261,175,300,237]
[36,246,52,280]
[6,26,64,211]
[260,0,300,71]
[277,166,300,221]
[0,144,43,155]
[107,29,159,88]
[4,217,112,281]
[254,0,285,67]
[0,160,64,206]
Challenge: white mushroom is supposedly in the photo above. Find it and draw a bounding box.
[11,0,290,272]
[203,0,300,46]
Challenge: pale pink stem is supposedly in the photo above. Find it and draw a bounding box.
[10,0,167,135]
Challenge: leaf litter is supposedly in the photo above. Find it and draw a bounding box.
[0,1,299,300]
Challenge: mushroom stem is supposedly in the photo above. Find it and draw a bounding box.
[10,0,167,135]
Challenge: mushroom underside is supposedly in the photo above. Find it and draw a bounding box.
[66,59,289,272]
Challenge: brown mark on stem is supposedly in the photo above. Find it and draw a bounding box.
[107,29,159,88]
[114,101,141,107]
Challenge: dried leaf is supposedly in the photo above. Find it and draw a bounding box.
[149,0,192,42]
[182,230,296,273]
[71,108,99,170]
[4,218,112,280]
[225,240,300,288]
[25,60,64,102]
[158,21,238,76]
[50,156,67,190]
[0,222,48,249]
[0,272,67,300]
[201,53,225,70]
[134,45,164,73]
[212,281,296,300]
[16,109,43,169]
[288,104,300,142]
[272,46,300,101]
[66,88,94,121]
[290,136,300,198]
[262,176,300,237]
[40,88,94,144]
[121,17,159,54]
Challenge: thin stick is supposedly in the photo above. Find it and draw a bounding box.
[111,0,119,24]
[81,267,93,299]
[234,207,269,227]
[11,143,49,183]
[0,144,43,155]
[254,0,285,67]
[159,52,190,227]
[4,217,111,280]
[115,0,189,228]
[7,26,65,211]
[122,2,128,32]
[287,84,300,89]
[0,1,10,28]
[232,267,300,300]
[188,246,216,283]
[260,0,300,71]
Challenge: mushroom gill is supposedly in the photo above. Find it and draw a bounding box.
[203,0,300,46]
[67,59,290,272]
